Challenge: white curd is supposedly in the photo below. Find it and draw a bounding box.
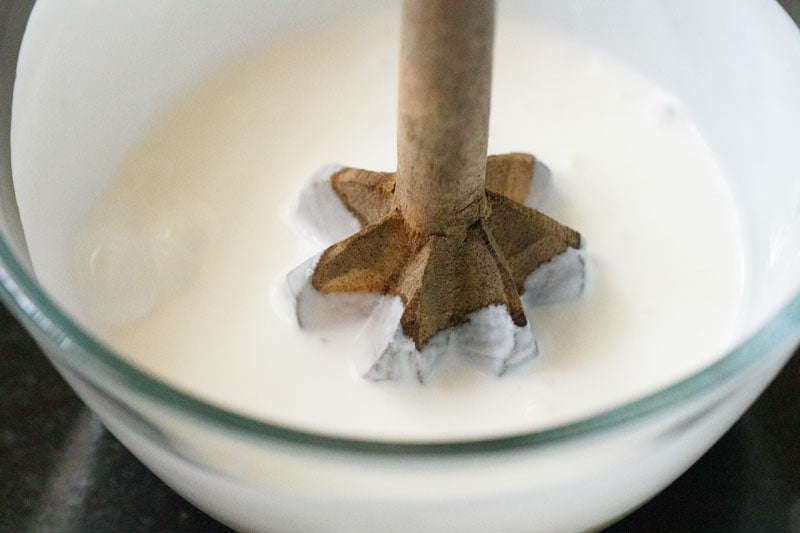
[66,16,744,441]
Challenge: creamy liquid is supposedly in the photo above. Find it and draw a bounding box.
[73,16,744,441]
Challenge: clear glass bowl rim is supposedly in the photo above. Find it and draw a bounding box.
[1,0,799,455]
[2,226,799,454]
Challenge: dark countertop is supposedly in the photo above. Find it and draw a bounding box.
[1,301,799,532]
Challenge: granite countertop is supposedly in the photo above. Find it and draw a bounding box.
[3,1,800,531]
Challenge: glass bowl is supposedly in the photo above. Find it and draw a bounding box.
[2,1,800,531]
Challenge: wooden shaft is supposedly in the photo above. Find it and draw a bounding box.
[396,0,495,235]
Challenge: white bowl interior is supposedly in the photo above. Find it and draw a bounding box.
[10,0,800,340]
